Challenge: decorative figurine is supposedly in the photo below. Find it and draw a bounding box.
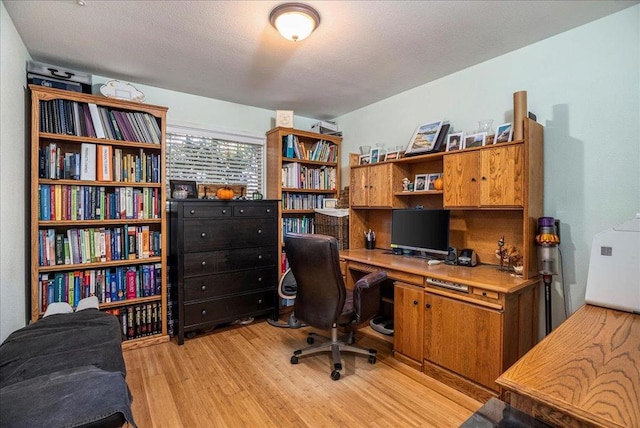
[495,235,522,272]
[402,177,410,192]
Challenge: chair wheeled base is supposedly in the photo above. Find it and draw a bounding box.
[290,322,377,380]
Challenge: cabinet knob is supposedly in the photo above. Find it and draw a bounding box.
[482,291,487,296]
[481,176,487,181]
[201,261,206,266]
[222,209,227,214]
[258,255,263,260]
[190,209,195,214]
[258,299,263,304]
[471,178,476,182]
[201,309,207,316]
[201,232,206,238]
[257,229,262,234]
[258,277,263,282]
[201,285,207,291]
[239,209,245,214]
[426,303,432,309]
[266,209,271,213]
[413,300,418,305]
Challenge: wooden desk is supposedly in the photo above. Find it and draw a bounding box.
[341,249,540,401]
[497,304,640,427]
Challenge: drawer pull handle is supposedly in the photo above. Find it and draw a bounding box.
[482,291,487,296]
[201,232,206,238]
[201,261,206,266]
[201,309,207,316]
[258,299,263,304]
[201,285,207,291]
[426,303,432,309]
[258,255,263,260]
[222,209,227,214]
[239,209,245,214]
[190,209,195,215]
[266,209,271,213]
[257,229,262,234]
[413,300,418,305]
[258,277,263,282]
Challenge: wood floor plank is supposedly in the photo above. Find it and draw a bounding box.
[124,319,481,427]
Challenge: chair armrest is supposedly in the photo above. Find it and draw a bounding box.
[353,271,387,324]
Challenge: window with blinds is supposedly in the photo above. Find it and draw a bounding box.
[166,124,265,195]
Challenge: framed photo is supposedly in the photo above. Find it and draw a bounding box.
[358,154,371,165]
[463,132,487,149]
[406,120,443,155]
[446,132,463,151]
[370,148,381,163]
[384,150,400,161]
[414,174,428,192]
[170,180,198,199]
[322,198,338,209]
[427,173,442,191]
[495,122,513,144]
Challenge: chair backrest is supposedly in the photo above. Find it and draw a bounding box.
[284,233,346,330]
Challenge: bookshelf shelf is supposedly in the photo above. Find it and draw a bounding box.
[30,85,168,348]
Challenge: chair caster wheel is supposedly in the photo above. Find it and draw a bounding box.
[368,355,376,364]
[291,356,299,364]
[307,336,314,345]
[331,370,341,381]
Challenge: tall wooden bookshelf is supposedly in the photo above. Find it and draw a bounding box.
[29,85,169,349]
[265,127,342,271]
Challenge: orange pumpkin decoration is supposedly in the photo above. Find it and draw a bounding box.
[216,186,234,200]
[433,177,444,191]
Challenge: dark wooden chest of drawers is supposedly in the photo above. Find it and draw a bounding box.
[169,200,279,344]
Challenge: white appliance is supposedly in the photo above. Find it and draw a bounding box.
[585,213,640,314]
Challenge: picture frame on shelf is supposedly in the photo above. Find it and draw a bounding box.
[370,148,381,163]
[495,122,513,144]
[358,154,371,165]
[170,180,198,199]
[414,174,428,191]
[427,173,442,191]
[463,132,487,149]
[446,132,463,151]
[406,120,443,155]
[322,198,338,209]
[384,150,400,161]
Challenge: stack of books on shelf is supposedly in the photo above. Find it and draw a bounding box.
[283,135,338,162]
[38,99,161,143]
[105,303,163,340]
[281,163,336,190]
[281,192,326,210]
[282,217,315,237]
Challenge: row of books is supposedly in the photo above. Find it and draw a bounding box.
[38,264,162,312]
[39,99,162,144]
[38,226,161,266]
[281,192,327,210]
[39,142,161,183]
[282,217,315,238]
[39,184,161,221]
[283,135,338,163]
[281,163,337,190]
[105,303,163,340]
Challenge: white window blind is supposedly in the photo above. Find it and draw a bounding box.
[166,124,265,195]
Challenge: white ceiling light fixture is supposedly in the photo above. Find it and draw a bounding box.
[269,3,320,42]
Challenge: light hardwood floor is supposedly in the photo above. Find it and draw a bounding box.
[123,320,481,427]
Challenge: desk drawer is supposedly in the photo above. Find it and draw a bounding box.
[348,261,423,286]
[183,267,276,301]
[183,247,275,276]
[233,205,275,217]
[182,204,232,218]
[183,218,275,252]
[183,289,275,327]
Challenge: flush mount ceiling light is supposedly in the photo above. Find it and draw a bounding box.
[269,3,320,42]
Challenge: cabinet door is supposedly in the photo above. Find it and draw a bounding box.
[443,151,479,207]
[350,167,369,206]
[394,282,424,363]
[479,145,524,207]
[367,163,394,207]
[424,293,502,390]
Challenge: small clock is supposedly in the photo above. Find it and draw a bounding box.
[276,110,294,128]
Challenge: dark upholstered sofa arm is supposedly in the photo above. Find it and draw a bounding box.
[353,270,387,324]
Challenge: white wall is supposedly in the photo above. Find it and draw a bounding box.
[335,5,640,333]
[0,1,31,342]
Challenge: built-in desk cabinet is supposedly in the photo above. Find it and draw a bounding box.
[350,162,398,207]
[393,282,424,370]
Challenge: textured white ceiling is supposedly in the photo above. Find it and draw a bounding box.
[5,0,637,120]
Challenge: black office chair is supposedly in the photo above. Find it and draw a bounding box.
[284,233,387,380]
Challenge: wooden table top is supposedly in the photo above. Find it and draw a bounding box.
[497,304,640,427]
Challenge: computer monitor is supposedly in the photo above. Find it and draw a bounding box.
[390,208,450,256]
